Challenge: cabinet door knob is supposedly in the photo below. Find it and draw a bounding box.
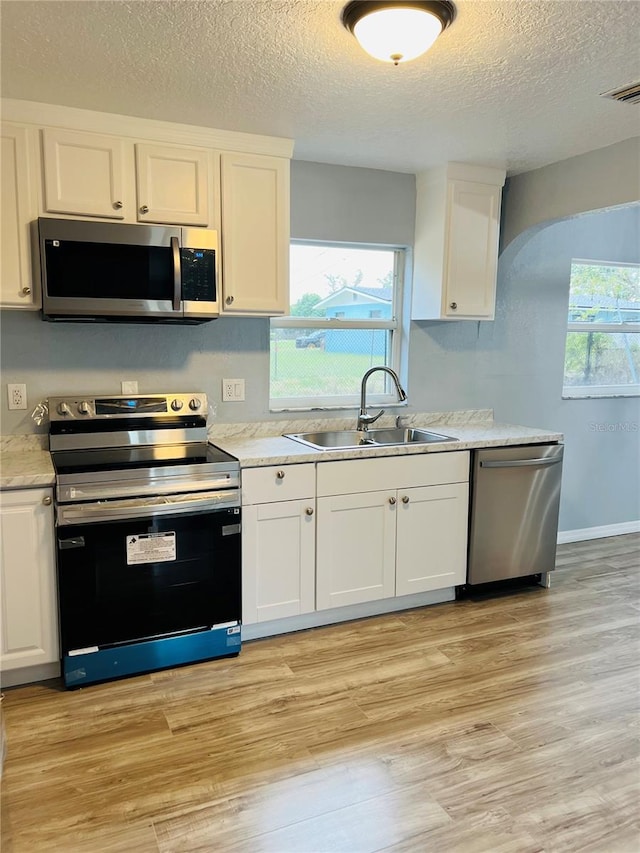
[43,496,52,506]
[225,295,234,305]
[449,302,458,310]
[276,470,285,480]
[22,286,31,296]
[305,507,314,516]
[402,495,410,504]
[388,496,396,505]
[113,200,123,210]
[139,204,149,214]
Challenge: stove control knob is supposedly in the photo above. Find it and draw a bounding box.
[171,399,183,411]
[77,401,91,415]
[189,398,202,411]
[57,402,71,416]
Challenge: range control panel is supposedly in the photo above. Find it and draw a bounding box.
[48,393,207,421]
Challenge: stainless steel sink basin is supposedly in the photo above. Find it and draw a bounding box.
[283,427,457,450]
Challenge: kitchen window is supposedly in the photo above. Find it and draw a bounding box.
[563,260,640,398]
[270,242,406,409]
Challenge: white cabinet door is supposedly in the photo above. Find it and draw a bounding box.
[1,123,38,309]
[243,500,315,624]
[135,143,210,226]
[0,489,58,671]
[316,491,396,610]
[443,180,501,319]
[220,152,289,315]
[42,128,127,219]
[412,163,505,321]
[396,483,469,596]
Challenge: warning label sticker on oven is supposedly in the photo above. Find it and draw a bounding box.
[126,532,176,565]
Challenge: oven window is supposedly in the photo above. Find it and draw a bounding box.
[57,508,241,652]
[45,240,174,300]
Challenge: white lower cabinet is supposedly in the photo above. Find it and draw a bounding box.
[395,482,469,595]
[242,464,316,625]
[316,452,470,610]
[0,488,59,673]
[316,490,396,610]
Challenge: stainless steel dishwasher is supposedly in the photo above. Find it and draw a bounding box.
[467,443,563,588]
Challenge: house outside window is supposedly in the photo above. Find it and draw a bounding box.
[563,260,640,398]
[270,242,406,409]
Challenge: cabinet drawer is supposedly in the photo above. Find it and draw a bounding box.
[242,463,316,505]
[317,451,469,497]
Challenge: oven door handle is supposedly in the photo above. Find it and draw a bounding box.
[56,490,239,526]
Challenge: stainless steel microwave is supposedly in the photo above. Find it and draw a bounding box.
[39,218,219,323]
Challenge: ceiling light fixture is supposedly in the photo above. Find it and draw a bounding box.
[342,0,455,66]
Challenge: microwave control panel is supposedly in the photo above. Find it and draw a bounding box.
[181,248,216,302]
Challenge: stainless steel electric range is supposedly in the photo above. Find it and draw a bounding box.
[48,393,241,688]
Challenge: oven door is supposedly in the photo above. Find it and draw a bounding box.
[56,492,241,672]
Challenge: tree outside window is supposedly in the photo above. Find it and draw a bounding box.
[563,261,640,397]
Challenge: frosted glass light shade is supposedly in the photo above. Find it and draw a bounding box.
[342,1,455,66]
[355,8,443,63]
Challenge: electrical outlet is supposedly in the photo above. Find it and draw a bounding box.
[222,379,245,402]
[121,380,138,395]
[7,383,27,411]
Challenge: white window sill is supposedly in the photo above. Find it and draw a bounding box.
[562,387,640,399]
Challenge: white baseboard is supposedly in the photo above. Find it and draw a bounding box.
[557,520,640,545]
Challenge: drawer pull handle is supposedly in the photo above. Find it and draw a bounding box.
[402,495,410,504]
[305,507,314,516]
[43,496,52,506]
[388,496,396,505]
[276,470,285,480]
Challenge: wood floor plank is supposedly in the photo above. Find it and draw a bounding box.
[1,533,638,852]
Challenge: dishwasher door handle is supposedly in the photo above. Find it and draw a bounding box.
[480,457,562,469]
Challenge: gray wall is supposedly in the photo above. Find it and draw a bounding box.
[1,160,638,532]
[501,137,640,251]
[406,204,640,532]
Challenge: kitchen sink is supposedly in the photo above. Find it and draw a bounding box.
[283,427,458,450]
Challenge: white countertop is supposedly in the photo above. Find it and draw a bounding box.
[208,411,563,467]
[0,436,55,489]
[0,412,563,488]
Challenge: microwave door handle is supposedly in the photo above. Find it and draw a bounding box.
[171,236,181,311]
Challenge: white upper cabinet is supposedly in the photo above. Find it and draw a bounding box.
[220,152,289,316]
[412,163,506,321]
[42,128,128,219]
[1,123,39,309]
[2,99,294,314]
[134,143,210,226]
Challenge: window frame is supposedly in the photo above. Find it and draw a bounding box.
[562,259,640,399]
[270,240,407,411]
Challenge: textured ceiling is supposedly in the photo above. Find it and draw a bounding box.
[1,0,639,175]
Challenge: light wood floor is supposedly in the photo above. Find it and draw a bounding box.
[1,534,639,853]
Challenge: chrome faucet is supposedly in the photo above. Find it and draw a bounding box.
[357,366,407,432]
